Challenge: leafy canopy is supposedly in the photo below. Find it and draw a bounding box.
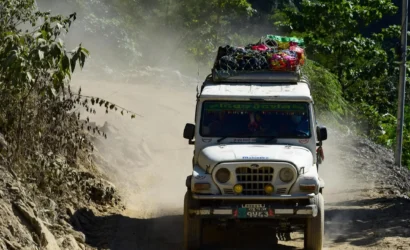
[277,0,397,86]
[176,0,255,63]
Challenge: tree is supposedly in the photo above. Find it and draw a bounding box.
[277,0,398,90]
[248,0,296,13]
[176,0,255,63]
[276,0,400,125]
[275,0,410,168]
[0,0,139,180]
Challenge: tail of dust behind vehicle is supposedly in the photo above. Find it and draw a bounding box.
[182,35,327,250]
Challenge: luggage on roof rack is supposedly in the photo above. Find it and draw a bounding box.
[211,35,306,83]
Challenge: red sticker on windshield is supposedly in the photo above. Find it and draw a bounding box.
[299,139,309,144]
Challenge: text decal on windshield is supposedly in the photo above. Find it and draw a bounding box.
[204,102,306,112]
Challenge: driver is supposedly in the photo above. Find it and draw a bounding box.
[277,113,309,137]
[290,113,310,136]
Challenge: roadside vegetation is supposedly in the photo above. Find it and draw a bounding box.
[0,1,126,248]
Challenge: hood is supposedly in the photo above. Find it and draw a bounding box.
[198,144,314,172]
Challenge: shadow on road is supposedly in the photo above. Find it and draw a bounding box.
[324,197,410,247]
[70,208,299,250]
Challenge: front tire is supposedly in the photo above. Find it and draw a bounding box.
[304,193,324,250]
[183,190,202,250]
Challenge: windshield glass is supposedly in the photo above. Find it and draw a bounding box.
[200,101,311,138]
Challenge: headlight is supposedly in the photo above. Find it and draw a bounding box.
[279,168,294,183]
[215,168,230,183]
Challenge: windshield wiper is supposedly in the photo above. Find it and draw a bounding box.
[217,136,229,143]
[217,132,278,144]
[217,131,253,143]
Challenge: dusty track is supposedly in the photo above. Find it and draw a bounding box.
[71,76,410,250]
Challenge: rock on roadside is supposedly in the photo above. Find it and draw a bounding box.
[12,200,61,250]
[0,162,119,250]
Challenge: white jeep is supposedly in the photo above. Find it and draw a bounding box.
[183,70,327,250]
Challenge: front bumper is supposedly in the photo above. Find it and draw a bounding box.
[192,193,315,200]
[189,204,317,219]
[189,193,318,219]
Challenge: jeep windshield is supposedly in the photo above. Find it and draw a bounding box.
[200,101,311,139]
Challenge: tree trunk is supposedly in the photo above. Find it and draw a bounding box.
[215,0,222,46]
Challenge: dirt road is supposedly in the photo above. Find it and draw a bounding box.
[71,75,410,250]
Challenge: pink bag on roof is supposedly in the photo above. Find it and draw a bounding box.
[269,52,298,71]
[251,44,269,51]
[289,45,305,65]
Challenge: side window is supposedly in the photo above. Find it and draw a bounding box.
[310,104,318,140]
[312,103,317,124]
[194,99,200,125]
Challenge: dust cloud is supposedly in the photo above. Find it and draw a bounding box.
[318,127,377,244]
[70,76,198,217]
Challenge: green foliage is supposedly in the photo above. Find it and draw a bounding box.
[0,1,89,149]
[277,0,397,84]
[176,0,256,64]
[302,60,347,119]
[369,105,410,167]
[0,0,138,205]
[276,0,410,168]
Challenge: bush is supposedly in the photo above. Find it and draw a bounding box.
[0,0,99,200]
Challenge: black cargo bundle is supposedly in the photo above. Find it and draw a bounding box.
[213,45,273,71]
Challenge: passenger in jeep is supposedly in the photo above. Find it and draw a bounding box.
[248,111,271,133]
[203,111,238,136]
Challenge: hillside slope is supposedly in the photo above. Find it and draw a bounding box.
[0,140,123,250]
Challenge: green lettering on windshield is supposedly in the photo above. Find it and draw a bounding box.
[204,102,306,112]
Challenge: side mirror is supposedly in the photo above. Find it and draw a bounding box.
[316,126,327,142]
[184,123,195,144]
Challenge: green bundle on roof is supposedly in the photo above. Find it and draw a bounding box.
[265,35,305,47]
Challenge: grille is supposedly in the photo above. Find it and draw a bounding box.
[224,188,234,195]
[236,167,274,195]
[276,188,287,194]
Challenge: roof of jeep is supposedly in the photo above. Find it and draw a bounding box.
[200,81,312,101]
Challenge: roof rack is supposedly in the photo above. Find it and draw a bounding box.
[200,72,311,95]
[211,68,301,83]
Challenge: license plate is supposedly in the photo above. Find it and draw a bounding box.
[238,204,269,218]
